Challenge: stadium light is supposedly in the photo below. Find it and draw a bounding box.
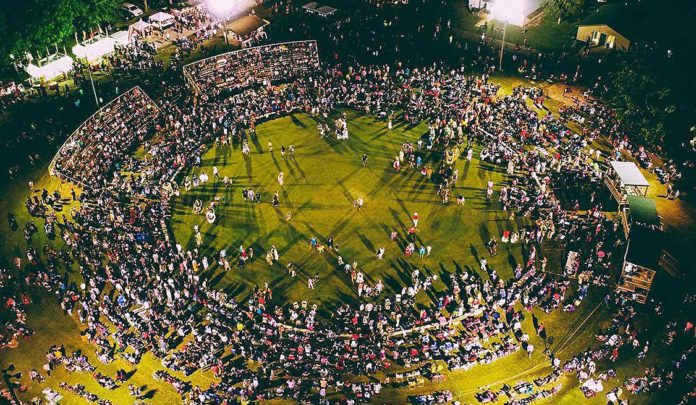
[490,0,524,25]
[206,0,241,19]
[489,0,524,71]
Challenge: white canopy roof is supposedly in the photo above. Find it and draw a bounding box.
[73,36,116,62]
[149,11,175,22]
[25,54,74,81]
[130,19,151,32]
[110,31,130,46]
[610,161,650,187]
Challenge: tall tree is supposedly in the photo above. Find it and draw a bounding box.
[0,0,119,72]
[545,0,587,22]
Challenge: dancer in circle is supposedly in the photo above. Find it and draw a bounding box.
[205,206,216,224]
[192,198,203,214]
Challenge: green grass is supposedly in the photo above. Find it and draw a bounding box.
[171,110,528,309]
[0,77,688,404]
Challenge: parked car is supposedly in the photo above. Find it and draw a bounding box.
[121,2,144,18]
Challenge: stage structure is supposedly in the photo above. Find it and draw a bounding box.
[605,161,650,205]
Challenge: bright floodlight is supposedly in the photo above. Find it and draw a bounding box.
[490,0,525,25]
[206,0,240,19]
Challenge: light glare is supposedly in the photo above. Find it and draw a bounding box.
[491,0,524,25]
[206,0,240,19]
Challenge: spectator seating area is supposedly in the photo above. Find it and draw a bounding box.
[49,87,159,188]
[182,41,320,94]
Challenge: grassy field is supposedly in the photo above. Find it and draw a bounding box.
[0,76,686,404]
[171,110,531,310]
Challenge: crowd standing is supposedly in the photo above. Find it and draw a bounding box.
[0,3,693,404]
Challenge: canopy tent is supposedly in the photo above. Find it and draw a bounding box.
[73,35,117,62]
[130,19,151,33]
[110,31,130,46]
[303,2,337,16]
[303,2,318,12]
[149,11,175,29]
[25,53,74,83]
[225,15,269,46]
[609,161,650,187]
[315,5,337,17]
[227,15,269,37]
[627,195,661,229]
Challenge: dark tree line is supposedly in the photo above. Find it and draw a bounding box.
[0,0,120,72]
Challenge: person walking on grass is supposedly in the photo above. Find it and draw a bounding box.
[361,153,368,167]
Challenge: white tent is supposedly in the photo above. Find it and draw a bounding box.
[110,31,130,46]
[73,36,117,62]
[130,19,151,33]
[25,54,74,82]
[149,12,175,29]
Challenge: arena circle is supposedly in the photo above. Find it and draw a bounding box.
[42,40,628,403]
[170,109,524,311]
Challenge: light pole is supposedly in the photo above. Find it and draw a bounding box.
[499,19,508,71]
[87,63,100,108]
[491,0,523,72]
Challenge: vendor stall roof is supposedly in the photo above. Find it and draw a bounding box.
[627,195,661,228]
[303,2,318,10]
[625,227,662,270]
[110,31,130,46]
[150,11,175,21]
[149,11,175,28]
[72,35,116,62]
[25,54,74,81]
[610,161,650,187]
[316,5,337,16]
[226,15,269,36]
[130,19,151,32]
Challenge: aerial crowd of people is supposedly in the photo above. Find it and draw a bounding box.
[0,38,691,405]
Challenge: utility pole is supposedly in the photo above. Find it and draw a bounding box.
[87,64,100,108]
[499,20,508,71]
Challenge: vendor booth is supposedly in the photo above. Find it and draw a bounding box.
[224,15,269,47]
[110,31,131,46]
[604,161,650,205]
[72,35,117,63]
[149,12,176,29]
[129,19,152,36]
[303,2,337,16]
[25,52,74,84]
